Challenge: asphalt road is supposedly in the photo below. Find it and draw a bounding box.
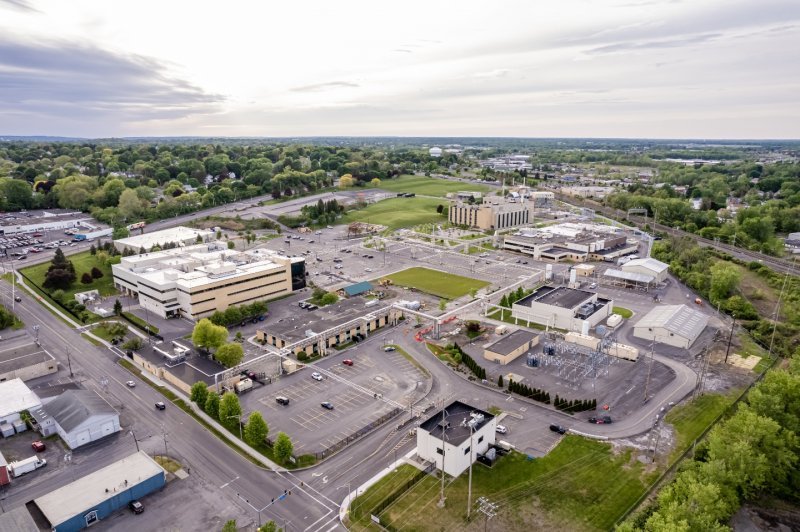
[0,280,342,532]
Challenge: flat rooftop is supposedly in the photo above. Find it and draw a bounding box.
[419,401,494,447]
[34,451,164,528]
[115,226,214,249]
[0,342,55,374]
[0,378,41,418]
[265,296,389,344]
[485,329,538,356]
[517,285,593,310]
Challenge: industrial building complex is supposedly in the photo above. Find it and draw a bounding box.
[511,285,613,332]
[502,222,637,263]
[112,238,306,320]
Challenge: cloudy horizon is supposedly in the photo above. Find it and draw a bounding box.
[1,0,798,139]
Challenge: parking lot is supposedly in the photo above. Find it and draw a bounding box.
[240,340,429,455]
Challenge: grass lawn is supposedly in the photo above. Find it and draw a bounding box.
[384,267,489,299]
[664,390,740,461]
[21,251,117,299]
[376,175,489,197]
[363,437,655,532]
[612,306,634,319]
[350,464,422,526]
[341,197,448,230]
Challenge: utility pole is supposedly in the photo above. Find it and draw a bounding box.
[66,347,74,378]
[466,424,474,520]
[437,407,448,508]
[724,314,736,364]
[161,425,169,458]
[643,337,656,403]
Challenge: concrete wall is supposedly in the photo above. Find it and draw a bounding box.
[0,358,57,383]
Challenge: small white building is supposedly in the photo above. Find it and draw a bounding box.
[429,147,443,158]
[622,258,669,283]
[0,378,41,427]
[417,401,496,478]
[30,390,120,449]
[114,226,215,253]
[511,285,613,332]
[633,304,709,349]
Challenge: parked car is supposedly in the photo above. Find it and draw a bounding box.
[321,401,334,410]
[155,401,166,410]
[311,372,323,381]
[126,381,136,388]
[31,440,46,452]
[342,359,354,366]
[275,396,290,406]
[129,500,145,514]
[495,425,508,434]
[549,424,567,435]
[383,346,396,352]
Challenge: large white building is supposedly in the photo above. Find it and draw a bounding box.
[114,226,215,253]
[511,285,613,332]
[30,390,120,449]
[633,304,709,349]
[417,401,496,478]
[622,258,669,283]
[112,243,306,320]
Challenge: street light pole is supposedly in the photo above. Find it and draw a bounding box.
[228,415,243,441]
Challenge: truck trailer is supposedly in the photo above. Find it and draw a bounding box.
[8,456,47,477]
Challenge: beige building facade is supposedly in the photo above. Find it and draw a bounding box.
[449,199,536,231]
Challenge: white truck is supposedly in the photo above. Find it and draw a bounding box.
[8,456,47,477]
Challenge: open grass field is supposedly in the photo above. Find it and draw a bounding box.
[354,437,655,532]
[21,250,117,300]
[377,174,490,197]
[664,390,740,461]
[342,197,448,230]
[612,306,634,319]
[385,267,489,299]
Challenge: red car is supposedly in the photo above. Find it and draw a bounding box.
[342,359,354,366]
[32,440,46,452]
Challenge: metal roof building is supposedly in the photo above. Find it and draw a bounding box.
[32,451,165,532]
[0,506,38,532]
[30,390,119,449]
[340,281,373,297]
[622,258,669,283]
[633,304,709,349]
[602,268,655,289]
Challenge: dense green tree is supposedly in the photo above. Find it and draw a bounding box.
[218,391,243,432]
[215,343,244,368]
[204,392,220,419]
[192,318,228,353]
[244,411,269,447]
[190,382,209,406]
[273,432,294,464]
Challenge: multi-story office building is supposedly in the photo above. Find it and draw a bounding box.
[112,242,305,320]
[448,198,536,231]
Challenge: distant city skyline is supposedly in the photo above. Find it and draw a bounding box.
[1,0,798,139]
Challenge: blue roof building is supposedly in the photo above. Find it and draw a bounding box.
[341,281,373,297]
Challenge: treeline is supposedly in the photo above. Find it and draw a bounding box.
[621,353,800,531]
[280,198,345,228]
[208,301,268,327]
[653,237,800,356]
[508,379,551,404]
[445,342,487,380]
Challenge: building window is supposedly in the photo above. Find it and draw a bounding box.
[478,436,484,443]
[436,447,443,455]
[464,446,471,455]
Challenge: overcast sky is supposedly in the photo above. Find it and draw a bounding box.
[1,0,798,139]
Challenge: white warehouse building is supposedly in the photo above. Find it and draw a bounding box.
[30,390,120,449]
[417,401,496,478]
[633,304,710,349]
[511,285,613,332]
[114,226,214,253]
[622,258,670,283]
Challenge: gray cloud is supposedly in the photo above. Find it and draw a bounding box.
[393,49,413,53]
[290,81,360,92]
[0,36,223,134]
[0,0,38,12]
[585,32,722,55]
